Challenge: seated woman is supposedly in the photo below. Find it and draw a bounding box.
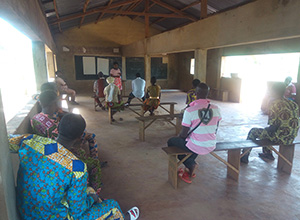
[93,71,107,110]
[143,76,161,116]
[8,113,139,220]
[31,90,102,194]
[104,76,125,122]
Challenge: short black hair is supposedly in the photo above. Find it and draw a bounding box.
[136,73,141,77]
[271,82,286,97]
[39,91,58,108]
[113,62,118,66]
[41,82,57,93]
[58,113,86,140]
[192,79,201,88]
[151,76,156,85]
[196,83,210,98]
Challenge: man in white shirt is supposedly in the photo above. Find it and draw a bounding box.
[126,73,146,105]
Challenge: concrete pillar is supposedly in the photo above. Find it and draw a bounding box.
[46,52,55,79]
[144,55,151,88]
[194,49,207,83]
[0,90,19,220]
[32,41,48,92]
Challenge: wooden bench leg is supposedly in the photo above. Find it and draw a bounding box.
[276,144,294,174]
[175,117,182,135]
[139,120,145,141]
[170,104,174,118]
[168,155,178,189]
[227,149,240,181]
[108,107,112,124]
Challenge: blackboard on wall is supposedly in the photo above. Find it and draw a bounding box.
[75,55,122,80]
[151,57,167,79]
[126,57,145,80]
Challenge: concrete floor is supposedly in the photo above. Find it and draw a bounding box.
[72,92,300,220]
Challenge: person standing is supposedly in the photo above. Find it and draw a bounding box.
[110,62,122,91]
[126,73,146,105]
[167,83,222,184]
[241,82,299,163]
[284,76,296,101]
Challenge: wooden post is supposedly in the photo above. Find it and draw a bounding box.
[277,144,295,174]
[227,149,240,181]
[201,0,207,19]
[175,116,182,135]
[170,103,174,118]
[108,107,112,124]
[168,155,178,189]
[139,120,145,141]
[145,0,150,38]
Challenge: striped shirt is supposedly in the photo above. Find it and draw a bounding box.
[182,99,222,155]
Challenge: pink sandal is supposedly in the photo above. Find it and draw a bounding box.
[127,206,139,220]
[178,171,192,184]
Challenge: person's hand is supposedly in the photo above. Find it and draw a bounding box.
[88,193,99,203]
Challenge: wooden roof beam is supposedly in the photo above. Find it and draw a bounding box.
[151,0,198,21]
[145,0,149,38]
[53,0,62,32]
[79,0,90,28]
[95,0,113,24]
[126,0,143,12]
[49,0,138,25]
[50,10,190,25]
[111,5,125,19]
[132,2,156,20]
[201,0,207,19]
[151,0,200,26]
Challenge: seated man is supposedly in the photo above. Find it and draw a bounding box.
[93,71,107,110]
[104,76,124,122]
[55,70,79,105]
[167,83,222,183]
[143,76,161,116]
[186,79,201,106]
[241,82,299,163]
[126,73,146,105]
[8,113,139,220]
[284,76,296,101]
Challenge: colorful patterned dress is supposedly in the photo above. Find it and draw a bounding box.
[8,134,124,220]
[110,68,122,91]
[143,85,161,112]
[31,112,101,193]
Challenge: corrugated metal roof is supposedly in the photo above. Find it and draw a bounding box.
[39,0,254,34]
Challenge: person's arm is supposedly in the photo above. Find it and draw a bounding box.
[179,110,192,138]
[93,81,97,93]
[66,166,96,218]
[266,102,279,133]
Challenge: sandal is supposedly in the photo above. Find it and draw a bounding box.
[178,171,192,184]
[127,206,139,220]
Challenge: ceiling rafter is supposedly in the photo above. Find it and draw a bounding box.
[150,0,198,22]
[200,0,207,19]
[95,0,113,24]
[79,0,91,28]
[49,0,138,25]
[125,0,143,12]
[53,0,62,32]
[151,0,200,26]
[132,2,156,20]
[111,5,126,19]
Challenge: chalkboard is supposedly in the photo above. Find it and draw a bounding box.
[75,55,122,80]
[126,57,145,80]
[151,57,167,79]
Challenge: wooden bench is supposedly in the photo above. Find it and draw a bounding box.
[136,113,182,141]
[162,140,300,189]
[127,102,177,117]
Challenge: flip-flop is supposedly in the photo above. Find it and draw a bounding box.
[127,206,139,220]
[178,171,192,184]
[178,168,184,174]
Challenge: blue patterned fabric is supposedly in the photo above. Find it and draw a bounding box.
[8,134,124,220]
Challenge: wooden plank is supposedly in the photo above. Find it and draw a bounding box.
[276,144,295,174]
[145,0,150,38]
[144,118,157,130]
[168,154,178,189]
[210,152,239,176]
[53,0,62,32]
[132,2,156,20]
[201,0,208,19]
[108,107,112,124]
[227,149,240,181]
[175,117,182,135]
[79,0,90,28]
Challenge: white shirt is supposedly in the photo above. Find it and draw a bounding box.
[132,77,146,98]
